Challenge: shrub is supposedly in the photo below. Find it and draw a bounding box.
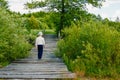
[56,21,120,78]
[0,8,32,66]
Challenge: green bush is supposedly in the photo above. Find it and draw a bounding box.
[56,21,120,78]
[0,8,32,66]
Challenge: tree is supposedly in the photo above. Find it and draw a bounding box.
[0,0,8,8]
[25,0,105,36]
[46,0,105,36]
[25,0,47,9]
[23,15,40,32]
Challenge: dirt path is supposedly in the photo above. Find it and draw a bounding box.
[0,34,76,80]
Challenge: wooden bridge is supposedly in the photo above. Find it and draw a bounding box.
[0,34,76,80]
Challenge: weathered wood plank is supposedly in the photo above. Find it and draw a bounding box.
[0,73,76,79]
[0,34,76,79]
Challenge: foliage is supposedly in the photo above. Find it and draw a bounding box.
[24,0,105,35]
[47,0,104,11]
[23,15,40,32]
[22,12,59,33]
[46,0,105,34]
[56,21,120,78]
[102,20,120,32]
[0,0,8,8]
[25,1,47,9]
[21,12,57,45]
[0,8,32,66]
[23,15,49,32]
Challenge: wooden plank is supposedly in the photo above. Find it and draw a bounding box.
[0,71,72,75]
[0,34,76,79]
[0,73,76,79]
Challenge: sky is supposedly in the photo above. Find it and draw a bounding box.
[87,0,120,21]
[6,0,47,14]
[6,0,120,21]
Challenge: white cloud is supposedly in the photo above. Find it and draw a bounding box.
[6,0,46,14]
[5,0,120,21]
[87,0,120,21]
[102,0,120,8]
[6,0,29,13]
[113,10,120,20]
[100,12,109,19]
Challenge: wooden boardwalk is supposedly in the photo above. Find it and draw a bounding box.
[0,34,76,80]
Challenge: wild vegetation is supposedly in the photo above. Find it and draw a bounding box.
[56,21,120,79]
[0,0,56,67]
[0,8,32,66]
[0,0,120,79]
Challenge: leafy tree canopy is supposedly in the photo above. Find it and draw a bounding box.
[0,0,8,8]
[25,0,105,35]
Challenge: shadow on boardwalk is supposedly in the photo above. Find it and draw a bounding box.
[0,34,76,80]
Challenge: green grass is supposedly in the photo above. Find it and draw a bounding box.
[31,29,56,35]
[44,29,56,34]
